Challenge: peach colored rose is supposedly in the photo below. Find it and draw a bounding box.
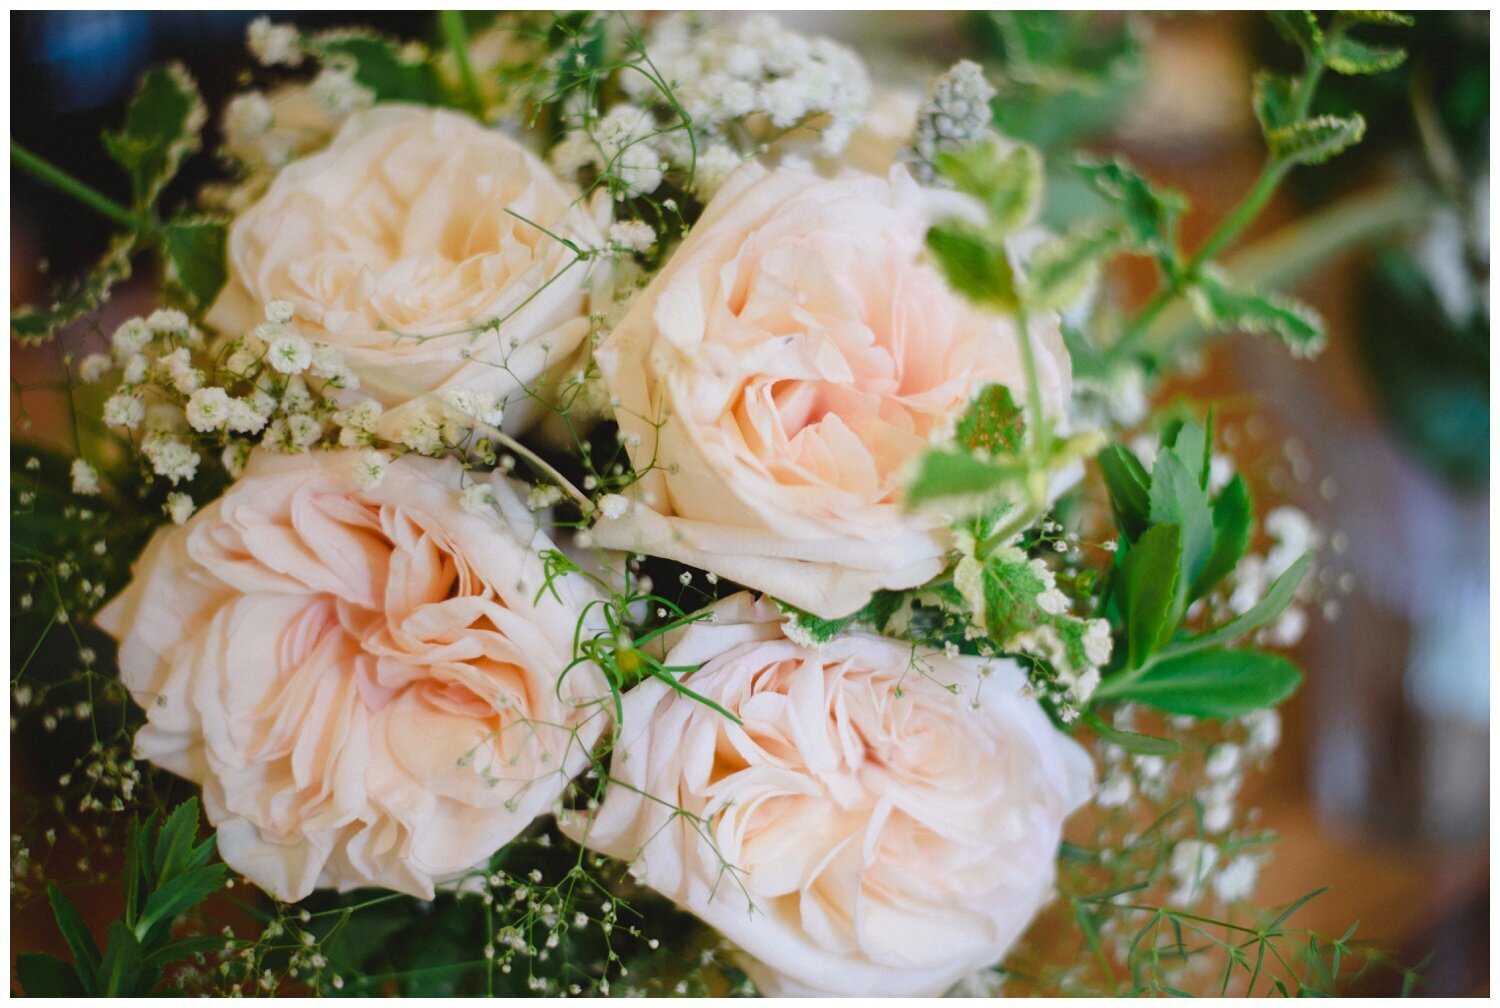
[590,163,1070,619]
[97,451,609,901]
[207,104,607,430]
[565,593,1092,997]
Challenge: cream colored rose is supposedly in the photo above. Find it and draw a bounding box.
[591,163,1071,618]
[97,452,609,901]
[565,593,1093,997]
[208,104,607,430]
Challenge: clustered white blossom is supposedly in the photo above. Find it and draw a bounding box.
[910,59,997,180]
[247,17,303,68]
[550,14,869,201]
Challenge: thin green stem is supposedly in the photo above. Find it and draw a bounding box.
[11,140,156,237]
[1116,19,1345,359]
[440,11,485,118]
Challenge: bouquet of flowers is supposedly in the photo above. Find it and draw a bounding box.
[12,10,1429,997]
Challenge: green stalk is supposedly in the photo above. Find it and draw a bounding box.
[11,140,157,237]
[1136,180,1435,358]
[1116,18,1344,357]
[440,11,485,119]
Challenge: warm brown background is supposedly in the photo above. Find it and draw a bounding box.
[10,11,1489,996]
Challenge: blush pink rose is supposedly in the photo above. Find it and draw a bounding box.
[591,164,1071,618]
[564,593,1093,997]
[207,104,607,429]
[97,452,608,901]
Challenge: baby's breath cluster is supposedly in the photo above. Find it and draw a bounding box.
[550,13,870,202]
[910,59,998,180]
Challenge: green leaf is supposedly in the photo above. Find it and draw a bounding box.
[1148,454,1214,598]
[1190,474,1252,600]
[1074,159,1186,258]
[1252,71,1300,135]
[1026,225,1122,310]
[1269,11,1324,53]
[1172,551,1314,657]
[152,798,205,886]
[1188,271,1327,355]
[1101,648,1302,718]
[1097,443,1152,542]
[1324,35,1407,75]
[954,384,1025,457]
[310,32,447,105]
[1266,113,1367,166]
[102,63,205,210]
[97,922,143,997]
[1340,11,1415,26]
[161,217,227,309]
[777,602,856,646]
[935,139,1042,235]
[1083,712,1182,756]
[135,864,228,946]
[15,953,88,997]
[11,235,135,345]
[1119,523,1182,668]
[926,223,1019,311]
[47,885,101,994]
[905,448,1024,510]
[1162,419,1209,491]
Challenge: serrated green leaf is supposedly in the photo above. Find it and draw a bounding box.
[1340,10,1416,26]
[1073,158,1185,260]
[1171,551,1313,657]
[1026,225,1122,310]
[102,63,205,210]
[1269,11,1324,53]
[310,32,447,105]
[1252,71,1300,135]
[1324,35,1407,75]
[1190,474,1252,600]
[954,384,1025,457]
[160,217,226,309]
[1097,442,1151,542]
[777,603,856,646]
[153,798,203,887]
[1267,113,1366,166]
[1188,272,1327,354]
[905,448,1024,510]
[136,864,228,947]
[97,922,143,996]
[11,235,135,345]
[1149,454,1214,599]
[1119,523,1182,668]
[15,953,88,997]
[47,885,100,995]
[1083,712,1182,756]
[935,139,1042,235]
[927,223,1019,311]
[1099,648,1302,718]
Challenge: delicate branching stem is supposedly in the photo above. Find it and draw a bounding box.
[11,141,156,237]
[1116,17,1347,361]
[440,11,486,119]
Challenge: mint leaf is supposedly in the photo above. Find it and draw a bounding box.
[935,139,1042,235]
[1269,11,1324,54]
[1252,71,1300,134]
[1189,271,1327,356]
[954,384,1025,457]
[927,223,1019,311]
[102,63,205,210]
[310,32,447,105]
[1324,35,1407,75]
[905,449,1023,511]
[1266,113,1367,166]
[1026,225,1122,310]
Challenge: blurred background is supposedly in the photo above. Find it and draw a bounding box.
[10,10,1490,995]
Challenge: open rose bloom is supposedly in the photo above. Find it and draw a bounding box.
[207,104,607,430]
[98,452,609,901]
[566,594,1093,996]
[592,163,1071,619]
